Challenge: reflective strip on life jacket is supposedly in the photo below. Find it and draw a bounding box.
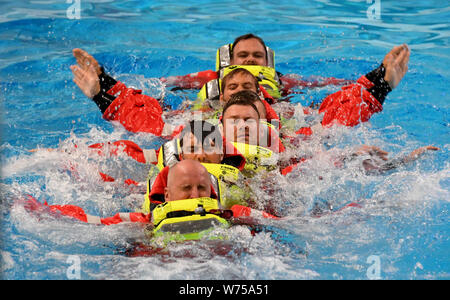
[156,139,181,171]
[151,197,223,226]
[142,149,158,165]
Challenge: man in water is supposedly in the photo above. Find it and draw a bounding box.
[25,158,276,226]
[69,33,410,133]
[164,159,214,202]
[220,90,439,174]
[26,160,216,224]
[73,33,407,96]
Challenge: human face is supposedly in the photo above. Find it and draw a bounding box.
[221,72,259,103]
[165,160,211,202]
[179,132,223,164]
[230,38,267,66]
[223,104,260,145]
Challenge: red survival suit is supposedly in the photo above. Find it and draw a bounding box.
[21,192,278,227]
[92,70,385,137]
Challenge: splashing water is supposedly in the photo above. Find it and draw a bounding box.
[1,0,449,279]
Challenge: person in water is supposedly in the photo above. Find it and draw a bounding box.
[164,159,213,201]
[24,160,216,224]
[73,33,408,99]
[142,119,252,212]
[69,33,410,135]
[219,90,439,175]
[24,159,277,228]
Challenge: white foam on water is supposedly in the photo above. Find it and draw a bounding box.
[1,110,448,280]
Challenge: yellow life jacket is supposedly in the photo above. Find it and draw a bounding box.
[199,162,250,209]
[142,139,248,213]
[194,43,281,107]
[151,197,229,241]
[196,65,282,104]
[156,138,181,171]
[231,142,278,176]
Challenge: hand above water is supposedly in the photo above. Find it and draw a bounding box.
[70,48,102,99]
[404,145,440,163]
[354,144,439,162]
[383,44,410,89]
[356,145,439,174]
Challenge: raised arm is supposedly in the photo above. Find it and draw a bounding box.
[316,44,411,128]
[70,48,101,99]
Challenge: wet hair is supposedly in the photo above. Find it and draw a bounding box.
[179,120,223,150]
[220,67,260,94]
[221,90,261,120]
[231,33,268,58]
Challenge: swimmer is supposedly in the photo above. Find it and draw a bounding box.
[219,90,440,176]
[24,159,277,231]
[144,120,250,212]
[70,32,409,113]
[221,91,263,146]
[228,33,410,91]
[219,90,286,178]
[69,39,409,135]
[93,119,246,169]
[164,159,214,202]
[162,33,409,96]
[23,160,217,225]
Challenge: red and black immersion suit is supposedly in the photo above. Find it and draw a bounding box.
[90,64,391,136]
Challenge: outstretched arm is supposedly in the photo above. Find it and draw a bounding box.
[362,145,439,174]
[337,144,438,175]
[364,44,410,105]
[279,74,353,96]
[317,44,411,128]
[278,44,409,96]
[22,195,151,225]
[160,70,218,90]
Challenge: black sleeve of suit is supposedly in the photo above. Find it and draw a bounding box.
[92,67,118,114]
[365,63,392,105]
[92,92,115,114]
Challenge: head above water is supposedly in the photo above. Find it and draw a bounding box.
[222,90,262,145]
[179,120,224,164]
[222,88,266,119]
[164,159,212,202]
[220,67,260,104]
[230,33,268,66]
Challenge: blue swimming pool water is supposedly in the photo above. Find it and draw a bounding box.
[1,0,449,280]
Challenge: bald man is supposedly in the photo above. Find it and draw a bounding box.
[164,159,212,202]
[25,158,279,229]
